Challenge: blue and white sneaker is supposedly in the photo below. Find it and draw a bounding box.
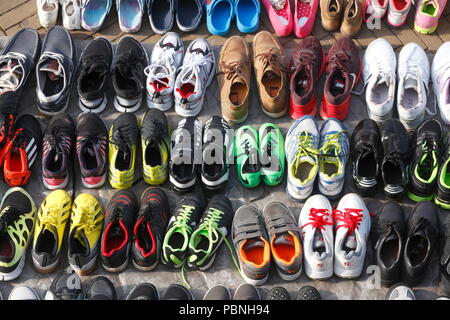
[81,0,112,31]
[235,0,260,33]
[176,0,203,32]
[318,118,349,199]
[117,0,145,33]
[206,0,235,36]
[147,0,174,34]
[285,115,319,201]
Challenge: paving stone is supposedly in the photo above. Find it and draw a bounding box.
[0,0,36,30]
[0,0,29,15]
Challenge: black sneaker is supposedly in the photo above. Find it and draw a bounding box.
[161,284,194,300]
[101,190,138,272]
[203,285,231,300]
[436,141,450,210]
[374,202,406,286]
[233,284,261,300]
[265,287,290,300]
[441,215,450,295]
[42,113,75,190]
[407,119,443,202]
[169,116,202,193]
[126,283,159,300]
[112,36,147,113]
[84,276,117,300]
[404,201,440,284]
[350,119,382,195]
[44,269,83,300]
[132,187,170,271]
[380,119,411,198]
[36,26,77,116]
[78,37,113,113]
[187,195,233,270]
[162,193,205,268]
[296,286,321,300]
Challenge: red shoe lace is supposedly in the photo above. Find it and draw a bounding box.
[333,208,363,235]
[301,208,333,230]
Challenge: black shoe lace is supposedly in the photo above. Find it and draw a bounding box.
[110,123,138,156]
[81,55,108,77]
[144,120,167,149]
[116,51,144,78]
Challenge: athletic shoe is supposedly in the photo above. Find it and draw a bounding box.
[117,0,144,33]
[320,0,344,31]
[141,109,170,185]
[101,190,138,272]
[436,141,450,209]
[350,119,382,195]
[386,283,416,300]
[262,201,302,281]
[76,112,108,189]
[333,193,371,279]
[296,286,321,300]
[203,285,231,300]
[44,269,83,300]
[161,284,194,300]
[414,0,448,34]
[205,0,235,36]
[8,286,40,300]
[340,0,363,37]
[37,0,59,27]
[259,123,285,186]
[112,36,148,113]
[32,190,71,273]
[261,0,293,37]
[42,113,75,190]
[431,42,450,126]
[147,0,174,34]
[162,193,205,268]
[81,0,112,31]
[126,283,159,300]
[3,114,42,187]
[404,201,440,284]
[187,195,233,270]
[285,115,319,201]
[36,26,77,116]
[169,117,202,193]
[320,37,361,121]
[234,125,261,188]
[299,194,334,280]
[108,113,139,189]
[294,0,320,38]
[174,38,215,117]
[232,205,270,286]
[289,36,325,119]
[442,215,450,294]
[175,0,203,31]
[68,193,104,275]
[145,32,184,111]
[363,0,388,21]
[77,37,113,113]
[265,286,290,300]
[235,0,261,33]
[132,187,170,271]
[84,276,117,300]
[363,38,396,122]
[0,187,36,281]
[61,0,81,30]
[387,0,412,26]
[233,283,261,300]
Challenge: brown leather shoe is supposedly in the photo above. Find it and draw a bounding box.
[320,0,345,31]
[217,36,251,124]
[252,31,288,118]
[341,0,363,37]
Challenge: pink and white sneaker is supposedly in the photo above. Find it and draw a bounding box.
[294,0,319,38]
[387,0,413,26]
[363,0,388,21]
[414,0,448,34]
[262,0,293,37]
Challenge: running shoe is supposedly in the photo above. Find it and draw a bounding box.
[84,276,117,300]
[235,0,261,33]
[234,125,260,188]
[386,283,416,300]
[61,0,82,30]
[175,0,203,32]
[68,193,104,275]
[363,0,388,21]
[261,0,293,37]
[431,42,450,126]
[265,286,290,300]
[117,0,144,33]
[8,286,40,300]
[442,214,450,294]
[161,284,194,300]
[147,0,174,34]
[42,113,75,190]
[436,141,450,209]
[44,269,83,300]
[294,0,320,38]
[414,0,448,34]
[37,0,59,27]
[387,0,413,26]
[259,123,285,186]
[296,286,322,300]
[32,190,71,273]
[126,283,159,300]
[0,187,36,281]
[203,285,231,300]
[233,283,261,300]
[81,0,112,31]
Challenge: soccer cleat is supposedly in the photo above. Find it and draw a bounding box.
[161,284,194,300]
[8,286,40,300]
[117,0,144,33]
[259,123,285,186]
[108,113,139,189]
[44,269,83,300]
[32,190,72,273]
[294,0,320,38]
[436,141,450,209]
[265,286,290,300]
[147,0,175,34]
[61,0,82,30]
[431,42,450,126]
[37,0,59,27]
[233,283,261,300]
[261,0,293,37]
[387,0,413,26]
[68,193,104,276]
[234,125,261,188]
[296,286,322,300]
[81,0,112,31]
[414,0,448,34]
[0,187,36,281]
[84,276,117,300]
[386,283,416,300]
[126,283,159,300]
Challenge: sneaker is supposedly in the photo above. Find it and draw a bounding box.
[162,193,205,268]
[285,115,319,201]
[436,141,450,209]
[175,0,203,31]
[294,0,320,38]
[234,125,261,188]
[76,112,108,189]
[363,38,396,122]
[320,0,344,31]
[44,269,83,300]
[77,37,113,113]
[81,0,112,31]
[42,113,75,190]
[232,205,270,286]
[387,0,413,26]
[442,215,450,294]
[262,201,302,281]
[84,276,117,300]
[32,190,71,273]
[101,190,138,272]
[37,0,59,27]
[126,283,159,300]
[340,0,363,37]
[8,286,40,300]
[132,187,170,271]
[265,286,290,300]
[0,187,36,281]
[145,32,184,111]
[320,37,361,121]
[36,26,77,116]
[161,284,194,300]
[233,283,261,300]
[117,0,144,33]
[203,285,231,300]
[385,283,416,300]
[414,0,448,34]
[68,193,104,276]
[259,123,285,186]
[333,193,371,279]
[113,36,148,113]
[174,38,215,117]
[363,0,388,20]
[261,0,293,37]
[235,0,261,33]
[296,286,322,300]
[61,0,81,30]
[148,0,174,34]
[299,194,334,280]
[431,42,450,126]
[108,113,139,189]
[187,195,233,270]
[289,36,325,119]
[3,114,42,187]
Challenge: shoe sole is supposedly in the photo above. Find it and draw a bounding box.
[102,256,129,273]
[132,258,159,272]
[70,255,98,276]
[43,175,69,190]
[435,196,450,210]
[414,23,437,34]
[32,254,60,274]
[81,172,107,189]
[79,94,108,114]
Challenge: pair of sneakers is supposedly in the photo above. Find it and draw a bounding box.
[37,0,81,29]
[363,0,411,27]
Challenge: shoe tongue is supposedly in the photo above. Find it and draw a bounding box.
[40,59,63,80]
[161,34,179,49]
[245,237,265,250]
[313,229,325,249]
[403,74,418,90]
[345,233,357,250]
[269,0,286,10]
[74,228,90,250]
[190,41,208,56]
[87,62,106,75]
[273,232,292,246]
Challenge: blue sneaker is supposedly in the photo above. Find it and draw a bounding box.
[147,0,174,34]
[81,0,112,31]
[176,0,203,32]
[235,0,260,33]
[206,0,235,36]
[117,0,145,33]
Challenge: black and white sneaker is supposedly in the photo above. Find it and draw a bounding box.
[161,284,194,300]
[44,269,83,300]
[126,283,159,300]
[265,287,290,300]
[203,285,231,300]
[77,37,113,113]
[442,214,450,295]
[36,26,77,116]
[112,36,148,113]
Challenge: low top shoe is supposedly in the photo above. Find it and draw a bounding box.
[261,0,293,37]
[81,0,112,31]
[363,0,388,20]
[431,42,450,126]
[234,125,261,188]
[175,0,203,31]
[294,0,320,38]
[387,0,413,26]
[333,193,371,279]
[320,0,344,31]
[61,0,82,30]
[299,195,334,280]
[414,0,448,34]
[206,0,235,36]
[442,215,450,294]
[340,0,363,37]
[44,270,83,300]
[436,141,450,210]
[147,0,175,34]
[259,123,285,186]
[235,0,261,33]
[36,26,77,116]
[363,38,396,122]
[174,38,215,117]
[117,0,144,33]
[37,0,59,27]
[145,32,185,111]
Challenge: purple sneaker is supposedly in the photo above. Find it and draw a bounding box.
[414,0,448,34]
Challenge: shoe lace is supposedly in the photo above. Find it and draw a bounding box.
[301,208,333,230]
[144,48,176,90]
[0,206,21,234]
[319,130,347,158]
[116,51,145,78]
[255,49,287,73]
[110,123,138,155]
[329,51,351,75]
[143,119,168,149]
[0,52,26,94]
[40,52,65,75]
[333,208,364,235]
[291,51,315,73]
[40,206,62,228]
[218,60,246,81]
[178,55,215,85]
[81,54,107,76]
[0,113,14,142]
[292,131,319,169]
[173,205,195,232]
[76,208,97,233]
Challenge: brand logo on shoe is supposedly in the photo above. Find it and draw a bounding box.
[344,262,350,267]
[317,263,323,268]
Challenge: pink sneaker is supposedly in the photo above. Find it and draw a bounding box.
[414,0,448,34]
[262,0,293,36]
[294,0,319,37]
[363,0,388,22]
[387,0,413,26]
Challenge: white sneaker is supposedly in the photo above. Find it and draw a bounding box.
[397,43,431,130]
[387,0,412,27]
[299,194,334,280]
[333,193,371,279]
[37,0,59,28]
[174,38,215,117]
[145,32,185,111]
[363,38,396,122]
[61,0,81,30]
[8,286,40,300]
[432,42,450,126]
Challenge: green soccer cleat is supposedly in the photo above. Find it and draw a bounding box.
[259,123,285,186]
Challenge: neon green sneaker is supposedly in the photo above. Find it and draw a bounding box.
[234,125,261,188]
[259,123,285,186]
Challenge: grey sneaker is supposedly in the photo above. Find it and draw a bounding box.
[296,286,321,300]
[265,287,290,300]
[8,286,40,300]
[44,269,83,300]
[233,283,261,300]
[161,284,194,300]
[126,283,159,300]
[203,285,231,300]
[385,283,416,300]
[84,276,117,300]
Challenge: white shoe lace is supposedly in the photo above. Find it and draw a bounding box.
[40,51,65,76]
[0,53,26,94]
[144,49,177,90]
[178,55,214,87]
[354,60,395,96]
[400,65,436,116]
